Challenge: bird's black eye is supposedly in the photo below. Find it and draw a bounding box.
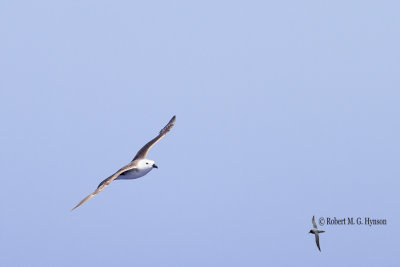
[146,162,148,164]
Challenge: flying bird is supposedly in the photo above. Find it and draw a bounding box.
[309,216,325,251]
[72,115,176,210]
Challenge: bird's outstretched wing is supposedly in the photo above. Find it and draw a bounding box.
[71,162,138,211]
[132,115,176,161]
[315,234,321,251]
[312,216,318,229]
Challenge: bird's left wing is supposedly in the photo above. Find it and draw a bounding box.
[132,115,176,161]
[315,234,321,251]
[71,162,137,211]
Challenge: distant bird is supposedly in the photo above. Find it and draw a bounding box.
[72,115,176,210]
[309,216,325,251]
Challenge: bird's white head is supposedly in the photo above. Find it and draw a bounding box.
[137,159,158,170]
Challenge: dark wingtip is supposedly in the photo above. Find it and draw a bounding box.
[71,202,82,211]
[159,115,176,135]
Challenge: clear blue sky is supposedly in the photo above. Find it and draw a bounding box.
[1,1,399,266]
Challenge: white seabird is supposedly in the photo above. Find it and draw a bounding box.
[72,115,176,210]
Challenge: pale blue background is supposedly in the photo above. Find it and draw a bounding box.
[1,1,399,266]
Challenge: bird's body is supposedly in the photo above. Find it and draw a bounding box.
[116,159,155,180]
[310,229,325,234]
[309,216,325,251]
[309,229,325,235]
[72,116,175,210]
[116,165,150,180]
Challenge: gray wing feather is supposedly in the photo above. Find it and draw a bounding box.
[315,234,321,251]
[71,162,138,210]
[132,115,176,161]
[312,216,318,229]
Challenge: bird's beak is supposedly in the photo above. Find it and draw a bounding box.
[153,164,158,169]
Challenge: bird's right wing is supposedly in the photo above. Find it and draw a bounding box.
[315,234,321,251]
[71,162,137,211]
[312,216,318,229]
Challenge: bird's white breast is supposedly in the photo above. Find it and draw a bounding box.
[116,168,153,180]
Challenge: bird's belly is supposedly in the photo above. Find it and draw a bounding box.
[116,168,152,180]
